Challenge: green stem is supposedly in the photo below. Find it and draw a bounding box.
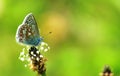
[37,72,46,76]
[41,72,46,76]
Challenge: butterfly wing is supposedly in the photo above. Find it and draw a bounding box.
[16,13,42,46]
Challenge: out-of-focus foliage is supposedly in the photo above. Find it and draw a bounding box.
[0,0,120,76]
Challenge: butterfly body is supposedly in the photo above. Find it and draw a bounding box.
[16,13,43,46]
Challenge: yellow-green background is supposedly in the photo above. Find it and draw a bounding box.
[0,0,120,76]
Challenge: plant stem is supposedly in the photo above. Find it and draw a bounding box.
[41,72,46,76]
[37,72,46,76]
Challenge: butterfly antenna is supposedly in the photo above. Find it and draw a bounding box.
[43,32,52,39]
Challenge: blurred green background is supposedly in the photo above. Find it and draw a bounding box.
[0,0,120,76]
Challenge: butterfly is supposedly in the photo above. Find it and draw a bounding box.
[16,13,43,46]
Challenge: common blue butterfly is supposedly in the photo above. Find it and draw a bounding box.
[16,13,43,46]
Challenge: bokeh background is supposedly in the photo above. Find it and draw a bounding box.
[0,0,120,76]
